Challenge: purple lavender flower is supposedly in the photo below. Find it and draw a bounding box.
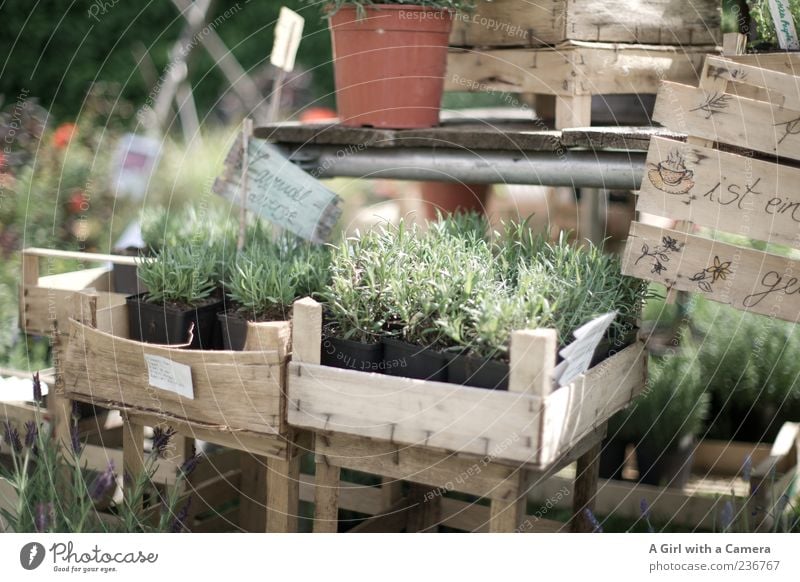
[640,498,655,533]
[35,502,54,532]
[3,422,22,454]
[70,423,82,455]
[71,400,81,421]
[151,427,176,459]
[583,508,603,532]
[178,448,203,478]
[89,461,116,501]
[32,372,42,403]
[24,421,38,449]
[720,500,734,530]
[171,497,192,533]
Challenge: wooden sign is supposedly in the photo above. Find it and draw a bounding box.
[623,222,800,323]
[638,136,800,250]
[213,139,341,243]
[653,81,800,162]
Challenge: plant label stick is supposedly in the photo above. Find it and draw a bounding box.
[269,7,305,122]
[552,311,617,387]
[237,118,253,251]
[767,0,800,50]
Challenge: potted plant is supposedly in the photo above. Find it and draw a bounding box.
[219,238,329,351]
[320,229,391,371]
[313,0,474,128]
[614,343,709,488]
[130,245,223,349]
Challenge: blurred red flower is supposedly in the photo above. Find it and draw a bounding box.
[52,123,77,149]
[67,191,87,214]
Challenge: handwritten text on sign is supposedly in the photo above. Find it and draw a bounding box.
[143,355,194,400]
[213,140,341,243]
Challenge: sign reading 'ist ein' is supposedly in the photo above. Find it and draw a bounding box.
[213,140,342,243]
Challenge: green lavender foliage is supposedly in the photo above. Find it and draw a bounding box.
[748,0,800,48]
[225,235,330,320]
[322,214,647,358]
[136,245,218,307]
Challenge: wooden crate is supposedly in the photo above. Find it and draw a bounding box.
[19,247,133,337]
[529,425,800,531]
[445,41,712,128]
[622,50,800,322]
[288,298,646,468]
[450,0,721,48]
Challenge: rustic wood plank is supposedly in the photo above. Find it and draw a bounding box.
[653,81,800,161]
[569,439,602,532]
[561,126,684,151]
[509,329,556,397]
[622,222,800,322]
[314,432,526,501]
[729,52,800,75]
[289,362,541,464]
[298,473,386,516]
[21,247,138,266]
[238,454,267,532]
[64,319,285,436]
[446,42,708,96]
[703,55,800,112]
[638,136,800,249]
[540,343,647,464]
[292,297,322,365]
[441,497,562,533]
[266,454,301,532]
[449,0,720,47]
[313,459,341,533]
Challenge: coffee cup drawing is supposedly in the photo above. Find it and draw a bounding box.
[648,153,695,195]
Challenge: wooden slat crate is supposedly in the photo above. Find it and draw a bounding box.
[622,52,800,322]
[529,425,800,531]
[445,41,713,128]
[288,298,646,468]
[449,0,721,48]
[289,297,646,532]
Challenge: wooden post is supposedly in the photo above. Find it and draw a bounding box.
[237,118,253,251]
[570,436,603,532]
[509,329,556,397]
[266,454,301,532]
[555,95,592,130]
[489,472,527,532]
[406,483,441,532]
[312,457,341,533]
[239,453,267,532]
[292,297,322,365]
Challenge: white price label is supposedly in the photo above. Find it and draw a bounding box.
[552,312,617,388]
[270,6,304,72]
[144,354,194,400]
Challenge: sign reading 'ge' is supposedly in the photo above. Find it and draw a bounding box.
[213,139,341,243]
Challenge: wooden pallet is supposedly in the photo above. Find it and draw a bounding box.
[450,0,720,48]
[529,426,800,531]
[445,41,713,129]
[622,47,800,323]
[288,297,647,532]
[62,293,306,532]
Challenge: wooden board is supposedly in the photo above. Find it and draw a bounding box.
[622,222,800,323]
[446,42,710,96]
[653,81,800,162]
[449,0,720,47]
[64,315,287,438]
[638,136,800,249]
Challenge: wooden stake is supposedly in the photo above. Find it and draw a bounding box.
[237,118,253,252]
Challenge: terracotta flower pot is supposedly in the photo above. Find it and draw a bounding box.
[329,5,453,128]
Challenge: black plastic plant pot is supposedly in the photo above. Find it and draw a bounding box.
[445,351,509,390]
[126,294,223,350]
[112,247,145,295]
[321,335,384,372]
[635,437,696,488]
[590,327,639,368]
[598,437,628,480]
[218,312,249,351]
[382,338,447,382]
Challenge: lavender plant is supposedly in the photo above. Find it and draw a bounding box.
[0,376,202,533]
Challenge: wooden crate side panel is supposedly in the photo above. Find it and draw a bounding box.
[729,52,800,75]
[541,343,647,464]
[315,432,525,501]
[288,363,540,464]
[64,321,285,436]
[704,55,800,112]
[449,0,563,47]
[622,222,800,322]
[567,0,720,45]
[21,288,127,336]
[653,81,800,161]
[638,136,800,250]
[446,44,707,96]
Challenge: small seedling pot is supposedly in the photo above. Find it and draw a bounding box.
[321,335,385,372]
[112,246,146,295]
[218,311,249,351]
[382,338,447,381]
[126,293,223,349]
[445,350,509,390]
[635,435,696,488]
